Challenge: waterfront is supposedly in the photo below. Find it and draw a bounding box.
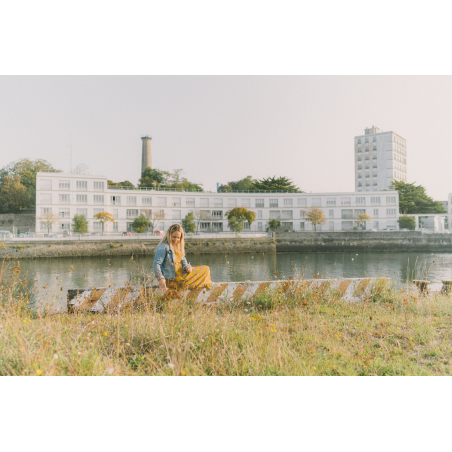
[11,251,452,310]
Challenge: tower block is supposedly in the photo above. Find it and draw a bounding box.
[141,136,152,175]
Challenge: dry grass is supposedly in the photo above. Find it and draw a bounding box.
[1,260,452,376]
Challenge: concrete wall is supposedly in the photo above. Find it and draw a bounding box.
[275,231,452,252]
[0,213,36,233]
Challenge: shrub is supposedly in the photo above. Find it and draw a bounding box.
[109,244,116,248]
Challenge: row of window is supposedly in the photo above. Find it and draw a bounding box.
[41,180,105,191]
[357,137,377,144]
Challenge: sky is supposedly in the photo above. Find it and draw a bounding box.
[0,75,451,199]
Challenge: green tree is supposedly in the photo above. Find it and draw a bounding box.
[138,168,203,191]
[391,181,446,214]
[398,215,416,230]
[131,214,151,233]
[72,214,88,234]
[138,168,166,188]
[218,176,255,192]
[0,159,60,208]
[182,212,196,233]
[0,175,29,213]
[250,176,302,192]
[225,207,256,232]
[93,212,115,234]
[266,219,281,231]
[107,180,135,189]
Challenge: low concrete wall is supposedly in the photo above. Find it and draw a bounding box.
[0,237,275,259]
[0,212,35,233]
[275,231,452,252]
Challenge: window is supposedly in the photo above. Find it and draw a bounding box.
[40,179,52,190]
[300,222,305,230]
[94,182,104,190]
[142,197,152,206]
[373,221,379,230]
[329,210,334,218]
[94,208,104,215]
[269,199,278,208]
[111,196,121,205]
[311,198,321,207]
[113,223,118,231]
[128,196,138,206]
[60,223,71,231]
[255,199,264,208]
[258,222,263,231]
[283,199,293,207]
[59,194,70,203]
[326,198,336,206]
[257,210,262,220]
[269,210,280,219]
[354,209,365,216]
[93,195,104,204]
[365,174,370,178]
[200,198,209,208]
[186,198,195,207]
[373,209,379,218]
[76,181,87,190]
[212,210,222,219]
[40,223,49,231]
[358,139,361,144]
[297,198,307,207]
[113,209,118,219]
[76,208,87,216]
[281,222,293,229]
[172,210,181,220]
[172,198,181,207]
[356,197,366,205]
[243,222,250,230]
[358,175,362,179]
[341,209,353,219]
[358,157,362,161]
[228,199,237,208]
[214,198,223,207]
[93,222,102,231]
[126,209,139,218]
[371,197,381,205]
[386,208,396,217]
[386,196,396,205]
[200,210,210,218]
[59,181,70,190]
[241,198,250,208]
[41,193,52,204]
[329,221,334,231]
[40,207,52,215]
[341,198,351,206]
[59,209,70,218]
[300,210,306,219]
[358,165,362,170]
[282,210,293,219]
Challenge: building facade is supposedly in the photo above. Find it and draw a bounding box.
[354,126,407,192]
[36,172,400,235]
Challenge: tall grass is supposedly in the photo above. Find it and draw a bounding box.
[1,262,452,375]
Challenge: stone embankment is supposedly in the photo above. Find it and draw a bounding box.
[275,231,452,252]
[0,237,275,259]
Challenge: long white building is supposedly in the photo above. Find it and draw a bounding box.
[35,172,400,235]
[355,126,407,192]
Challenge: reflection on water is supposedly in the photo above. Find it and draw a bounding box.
[12,251,452,310]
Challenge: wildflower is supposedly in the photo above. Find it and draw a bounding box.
[435,318,439,322]
[409,337,413,341]
[271,329,277,333]
[53,354,58,360]
[36,369,42,375]
[251,317,255,321]
[103,332,108,336]
[181,370,186,375]
[33,363,37,367]
[313,367,317,371]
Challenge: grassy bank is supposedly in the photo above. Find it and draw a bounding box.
[1,261,452,376]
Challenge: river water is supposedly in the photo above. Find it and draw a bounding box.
[10,251,452,310]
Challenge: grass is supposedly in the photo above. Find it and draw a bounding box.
[1,257,452,376]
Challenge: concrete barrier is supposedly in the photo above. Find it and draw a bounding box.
[67,277,391,313]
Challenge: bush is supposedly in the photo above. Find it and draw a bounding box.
[109,244,116,248]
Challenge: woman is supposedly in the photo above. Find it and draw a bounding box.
[153,224,213,293]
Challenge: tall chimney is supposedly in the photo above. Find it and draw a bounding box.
[141,136,152,175]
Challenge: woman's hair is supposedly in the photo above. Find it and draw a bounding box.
[159,224,185,256]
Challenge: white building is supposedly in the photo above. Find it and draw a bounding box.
[355,126,407,192]
[35,172,400,235]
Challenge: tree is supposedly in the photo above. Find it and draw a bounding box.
[148,210,166,232]
[131,214,151,233]
[302,207,326,231]
[218,176,255,192]
[267,219,281,232]
[138,168,203,192]
[72,214,88,234]
[391,181,446,214]
[398,215,416,230]
[93,212,115,234]
[139,168,166,188]
[39,212,59,234]
[0,158,60,208]
[225,207,256,232]
[357,213,371,230]
[0,176,29,213]
[72,163,89,174]
[250,176,302,192]
[182,212,196,233]
[193,209,210,232]
[107,180,135,189]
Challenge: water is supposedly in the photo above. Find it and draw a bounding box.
[11,251,452,310]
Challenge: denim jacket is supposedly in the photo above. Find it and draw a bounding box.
[153,242,189,281]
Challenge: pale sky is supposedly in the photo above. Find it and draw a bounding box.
[1,75,450,199]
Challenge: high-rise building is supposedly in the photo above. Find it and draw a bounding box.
[354,126,407,192]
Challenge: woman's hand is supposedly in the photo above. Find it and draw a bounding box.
[185,266,193,273]
[158,278,167,293]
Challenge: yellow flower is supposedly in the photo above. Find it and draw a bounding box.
[251,317,255,321]
[36,369,42,375]
[103,332,108,336]
[409,337,413,341]
[271,329,277,333]
[181,371,186,376]
[313,367,317,371]
[33,363,37,367]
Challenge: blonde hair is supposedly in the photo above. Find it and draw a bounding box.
[159,224,185,257]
